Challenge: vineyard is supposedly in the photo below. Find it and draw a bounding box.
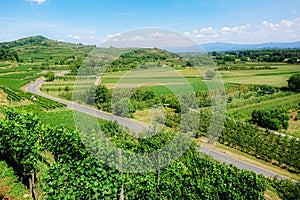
[219,118,300,173]
[0,110,266,199]
[0,85,65,109]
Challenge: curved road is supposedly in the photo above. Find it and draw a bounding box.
[25,73,296,182]
[25,76,148,133]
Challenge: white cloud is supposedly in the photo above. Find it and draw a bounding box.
[130,35,145,41]
[193,27,216,35]
[183,32,191,37]
[184,18,300,44]
[280,19,293,27]
[221,24,251,34]
[67,33,104,45]
[149,32,164,38]
[102,29,195,48]
[115,33,123,37]
[199,27,214,34]
[221,27,231,32]
[68,34,81,39]
[262,20,280,30]
[27,0,47,5]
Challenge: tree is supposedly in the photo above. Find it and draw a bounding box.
[112,98,133,117]
[211,51,218,56]
[251,108,289,130]
[95,85,109,104]
[287,73,300,92]
[0,48,19,61]
[288,57,298,64]
[240,56,248,62]
[224,55,236,62]
[95,85,111,111]
[44,71,55,82]
[85,86,96,105]
[205,70,216,80]
[163,95,181,113]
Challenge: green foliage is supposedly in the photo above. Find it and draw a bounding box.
[95,85,110,107]
[41,119,265,199]
[107,48,191,72]
[58,91,72,101]
[131,88,155,102]
[224,55,236,62]
[0,35,49,48]
[123,146,265,200]
[205,70,216,80]
[0,109,40,176]
[240,56,248,62]
[219,119,300,173]
[44,71,55,82]
[162,95,181,113]
[0,110,266,199]
[0,85,65,109]
[287,73,300,92]
[267,178,300,200]
[112,98,134,117]
[251,108,289,130]
[93,86,157,115]
[69,58,83,72]
[162,95,299,172]
[0,85,23,102]
[39,124,122,199]
[211,49,300,64]
[0,48,19,61]
[288,57,298,64]
[130,88,157,110]
[196,91,212,107]
[254,84,277,95]
[0,161,31,200]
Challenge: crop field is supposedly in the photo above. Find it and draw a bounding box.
[221,65,300,87]
[227,93,300,120]
[100,67,236,96]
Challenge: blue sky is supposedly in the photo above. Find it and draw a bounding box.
[0,0,299,44]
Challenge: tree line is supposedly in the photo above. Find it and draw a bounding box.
[211,49,300,64]
[0,47,19,62]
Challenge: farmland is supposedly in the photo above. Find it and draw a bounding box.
[0,36,300,199]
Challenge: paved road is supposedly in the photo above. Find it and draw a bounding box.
[25,74,296,182]
[201,146,296,182]
[25,75,148,133]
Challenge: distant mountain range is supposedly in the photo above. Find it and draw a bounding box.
[1,36,300,53]
[201,41,300,52]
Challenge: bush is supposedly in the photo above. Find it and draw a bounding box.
[44,71,55,82]
[268,178,300,200]
[112,98,134,117]
[287,73,300,92]
[251,108,289,130]
[205,70,216,80]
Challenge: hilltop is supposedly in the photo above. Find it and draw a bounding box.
[107,48,192,72]
[0,36,94,66]
[0,35,95,48]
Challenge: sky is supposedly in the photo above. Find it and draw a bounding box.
[0,0,299,45]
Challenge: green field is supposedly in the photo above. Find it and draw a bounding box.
[228,93,300,120]
[221,64,300,87]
